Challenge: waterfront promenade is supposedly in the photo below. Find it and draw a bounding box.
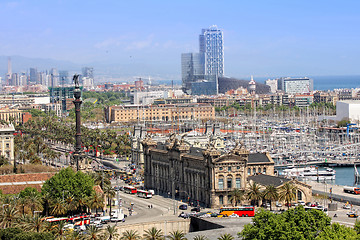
[308,180,360,206]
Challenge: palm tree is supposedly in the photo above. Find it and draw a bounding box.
[167,230,187,240]
[279,182,297,210]
[217,234,234,240]
[143,227,164,240]
[21,214,44,232]
[87,225,104,240]
[88,192,104,215]
[229,188,245,206]
[65,230,86,240]
[53,220,66,239]
[246,182,262,207]
[105,225,120,240]
[262,185,279,211]
[0,205,19,228]
[50,198,67,216]
[104,185,115,216]
[120,230,141,240]
[193,236,207,240]
[27,190,43,215]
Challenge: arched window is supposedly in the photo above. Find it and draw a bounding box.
[253,168,256,175]
[248,168,251,175]
[297,190,303,201]
[258,168,261,173]
[219,195,224,205]
[263,168,266,174]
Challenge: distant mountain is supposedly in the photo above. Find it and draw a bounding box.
[0,55,81,75]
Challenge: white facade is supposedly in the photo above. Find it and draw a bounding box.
[265,79,278,93]
[336,100,360,122]
[284,78,313,94]
[0,124,15,162]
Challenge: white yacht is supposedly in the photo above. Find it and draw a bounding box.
[283,166,336,181]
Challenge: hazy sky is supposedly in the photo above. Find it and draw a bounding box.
[1,0,360,79]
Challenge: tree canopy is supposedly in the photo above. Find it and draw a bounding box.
[41,167,94,201]
[239,206,345,240]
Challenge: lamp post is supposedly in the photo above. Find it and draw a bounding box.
[73,74,82,171]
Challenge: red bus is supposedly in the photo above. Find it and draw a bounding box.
[124,186,137,194]
[220,206,255,217]
[46,215,90,226]
[137,190,152,198]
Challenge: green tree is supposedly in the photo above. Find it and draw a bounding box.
[246,182,262,207]
[239,206,332,240]
[262,185,279,211]
[42,167,95,215]
[120,230,141,240]
[20,215,44,233]
[104,225,119,240]
[143,227,164,240]
[86,225,103,240]
[217,234,234,240]
[0,205,19,229]
[278,182,297,210]
[316,223,358,240]
[193,236,207,240]
[167,230,187,240]
[229,188,245,206]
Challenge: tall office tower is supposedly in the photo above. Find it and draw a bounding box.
[6,57,12,86]
[199,25,224,78]
[82,67,94,79]
[38,72,47,86]
[50,68,59,87]
[19,72,27,86]
[29,68,38,85]
[10,73,18,86]
[181,53,204,94]
[59,71,69,85]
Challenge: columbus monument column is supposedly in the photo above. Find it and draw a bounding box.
[73,74,82,171]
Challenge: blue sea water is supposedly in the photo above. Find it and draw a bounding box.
[312,75,360,90]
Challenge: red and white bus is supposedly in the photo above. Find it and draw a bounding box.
[46,215,90,226]
[220,206,255,217]
[124,186,137,194]
[137,190,152,199]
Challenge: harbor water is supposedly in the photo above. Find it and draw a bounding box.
[333,166,358,187]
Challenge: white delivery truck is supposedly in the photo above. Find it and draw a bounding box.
[110,209,125,222]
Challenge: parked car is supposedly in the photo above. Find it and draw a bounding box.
[191,207,201,212]
[347,212,358,218]
[298,201,305,206]
[275,203,282,208]
[179,204,188,210]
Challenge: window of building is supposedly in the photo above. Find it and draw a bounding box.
[263,168,266,174]
[5,143,9,148]
[219,167,223,171]
[218,178,224,190]
[227,178,232,189]
[219,195,223,205]
[236,178,241,188]
[253,168,256,175]
[228,166,231,171]
[237,166,240,170]
[248,168,251,175]
[297,190,302,200]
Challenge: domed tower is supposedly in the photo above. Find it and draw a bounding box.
[249,75,256,95]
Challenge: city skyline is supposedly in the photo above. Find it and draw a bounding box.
[1,1,360,79]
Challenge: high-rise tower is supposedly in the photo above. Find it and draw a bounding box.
[6,57,12,86]
[181,26,224,95]
[199,25,224,78]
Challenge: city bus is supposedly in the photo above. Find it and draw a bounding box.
[137,190,152,199]
[220,206,255,217]
[45,215,90,226]
[124,186,137,194]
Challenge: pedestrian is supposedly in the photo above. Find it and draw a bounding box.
[151,204,153,208]
[148,205,150,209]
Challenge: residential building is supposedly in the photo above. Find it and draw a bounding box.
[278,77,313,94]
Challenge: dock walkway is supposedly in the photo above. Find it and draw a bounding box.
[308,180,360,206]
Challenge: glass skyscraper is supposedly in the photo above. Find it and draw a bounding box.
[181,26,224,95]
[199,25,224,78]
